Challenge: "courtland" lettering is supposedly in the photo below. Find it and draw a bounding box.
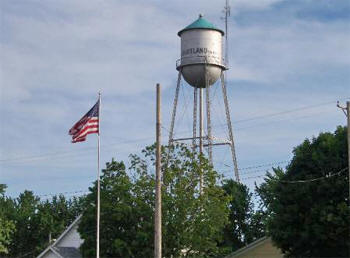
[182,48,217,56]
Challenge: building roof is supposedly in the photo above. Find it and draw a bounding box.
[37,214,82,258]
[53,247,81,258]
[225,237,283,258]
[178,14,224,36]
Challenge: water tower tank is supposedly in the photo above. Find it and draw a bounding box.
[177,14,226,88]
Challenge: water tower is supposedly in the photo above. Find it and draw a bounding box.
[168,14,240,187]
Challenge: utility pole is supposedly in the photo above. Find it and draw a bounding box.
[348,102,350,209]
[154,83,162,258]
[337,101,350,216]
[348,102,350,212]
[348,101,350,258]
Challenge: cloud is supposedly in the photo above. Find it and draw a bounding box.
[227,20,350,83]
[0,0,349,197]
[232,0,283,11]
[232,0,350,27]
[1,1,181,102]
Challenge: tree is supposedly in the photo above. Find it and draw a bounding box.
[79,144,230,257]
[257,126,349,257]
[36,195,84,245]
[160,145,229,257]
[0,187,85,257]
[79,159,150,257]
[219,180,265,254]
[0,185,15,255]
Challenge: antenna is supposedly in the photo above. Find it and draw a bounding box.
[222,0,231,67]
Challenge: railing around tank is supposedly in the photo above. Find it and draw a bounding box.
[176,55,227,69]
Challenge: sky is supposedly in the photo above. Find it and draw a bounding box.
[0,0,349,199]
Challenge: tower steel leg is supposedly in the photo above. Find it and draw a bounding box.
[220,72,240,182]
[193,87,198,153]
[168,70,182,147]
[206,81,213,165]
[199,87,204,194]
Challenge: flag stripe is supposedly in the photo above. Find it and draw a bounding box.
[70,118,99,134]
[73,123,98,135]
[72,137,86,143]
[73,121,98,135]
[69,100,99,143]
[73,125,99,140]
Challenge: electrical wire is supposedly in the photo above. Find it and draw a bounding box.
[0,136,155,163]
[233,98,349,124]
[1,99,346,164]
[9,167,347,199]
[279,167,348,184]
[238,160,289,171]
[39,190,89,198]
[217,160,289,171]
[223,168,274,176]
[240,167,348,182]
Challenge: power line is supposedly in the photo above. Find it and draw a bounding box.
[162,98,348,140]
[223,168,275,176]
[241,175,266,181]
[233,98,350,124]
[217,160,289,172]
[0,136,155,163]
[1,98,347,164]
[9,167,348,198]
[238,160,289,171]
[240,167,348,182]
[39,190,89,199]
[279,167,348,183]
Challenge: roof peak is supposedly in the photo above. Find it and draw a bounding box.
[178,15,224,36]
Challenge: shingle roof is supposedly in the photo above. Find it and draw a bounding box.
[53,247,82,258]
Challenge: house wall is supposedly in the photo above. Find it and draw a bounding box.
[232,238,283,258]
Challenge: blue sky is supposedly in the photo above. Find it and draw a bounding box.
[0,0,349,199]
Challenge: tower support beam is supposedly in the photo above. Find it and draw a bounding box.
[221,72,240,182]
[193,87,198,153]
[168,70,182,146]
[206,73,213,165]
[199,87,204,194]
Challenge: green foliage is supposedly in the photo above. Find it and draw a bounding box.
[0,185,15,255]
[79,159,151,257]
[161,145,229,257]
[257,126,349,257]
[219,180,265,254]
[0,185,85,257]
[10,191,41,256]
[79,144,230,257]
[0,218,15,255]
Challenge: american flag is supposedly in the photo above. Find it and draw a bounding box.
[69,100,99,143]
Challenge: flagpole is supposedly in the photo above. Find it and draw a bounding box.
[97,92,101,258]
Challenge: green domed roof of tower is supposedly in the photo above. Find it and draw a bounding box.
[178,14,224,36]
